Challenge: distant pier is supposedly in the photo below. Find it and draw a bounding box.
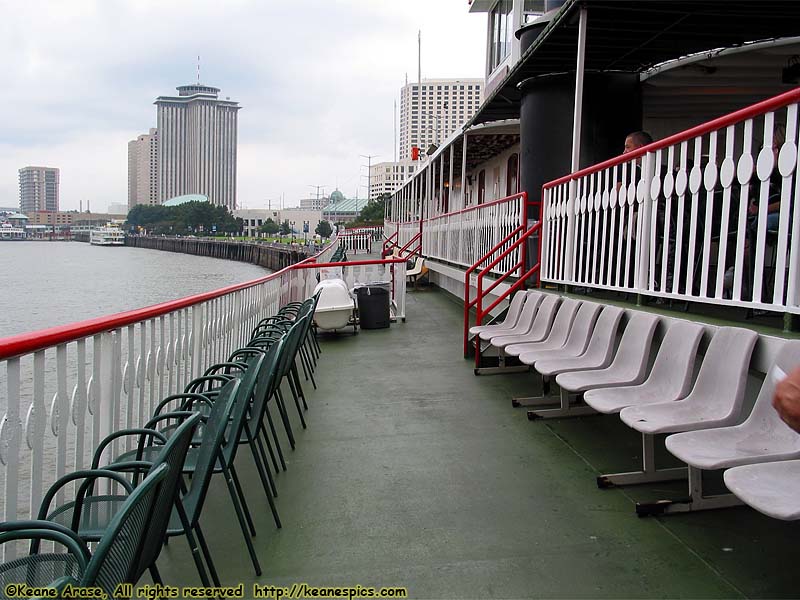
[125,236,310,271]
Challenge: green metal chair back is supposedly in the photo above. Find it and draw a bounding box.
[219,354,264,467]
[132,412,201,582]
[181,378,241,526]
[0,465,168,597]
[83,463,168,594]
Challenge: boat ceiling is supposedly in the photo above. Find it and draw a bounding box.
[471,0,800,125]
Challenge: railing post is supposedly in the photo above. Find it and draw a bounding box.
[636,151,655,292]
[5,358,21,526]
[191,304,203,380]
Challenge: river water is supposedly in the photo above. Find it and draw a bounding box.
[0,241,270,339]
[0,241,271,521]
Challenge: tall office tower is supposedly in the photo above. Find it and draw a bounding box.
[127,128,159,211]
[369,160,418,201]
[155,84,240,210]
[398,78,484,160]
[18,166,59,213]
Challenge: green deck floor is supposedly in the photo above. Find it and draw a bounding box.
[156,288,800,599]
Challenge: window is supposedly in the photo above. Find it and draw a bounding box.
[506,153,519,196]
[477,169,486,205]
[523,0,545,22]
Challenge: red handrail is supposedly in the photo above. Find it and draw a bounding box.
[0,243,330,361]
[426,192,528,221]
[461,191,542,361]
[381,230,398,257]
[474,224,542,364]
[292,258,407,269]
[544,86,800,191]
[398,232,422,258]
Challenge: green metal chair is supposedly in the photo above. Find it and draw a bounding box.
[0,463,167,599]
[229,335,288,503]
[178,355,276,542]
[39,413,204,586]
[56,380,242,587]
[159,378,264,584]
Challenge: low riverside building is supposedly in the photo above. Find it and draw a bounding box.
[321,190,364,225]
[233,208,323,239]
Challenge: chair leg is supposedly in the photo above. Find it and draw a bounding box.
[229,463,257,537]
[274,388,296,449]
[246,438,282,529]
[244,422,277,497]
[194,522,221,587]
[310,328,321,355]
[251,431,278,497]
[221,459,262,576]
[290,363,309,412]
[175,499,213,586]
[287,370,308,428]
[262,407,286,471]
[149,564,164,585]
[300,346,317,389]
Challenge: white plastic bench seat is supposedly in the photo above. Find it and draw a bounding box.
[490,294,561,349]
[469,290,529,336]
[478,291,543,342]
[583,321,704,414]
[504,298,581,358]
[665,340,800,470]
[619,327,758,435]
[527,305,624,376]
[724,460,800,520]
[514,302,602,365]
[555,312,660,393]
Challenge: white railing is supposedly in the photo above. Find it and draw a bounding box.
[384,221,398,242]
[423,194,526,275]
[337,232,372,254]
[345,226,384,241]
[397,222,419,250]
[0,243,406,541]
[542,88,800,314]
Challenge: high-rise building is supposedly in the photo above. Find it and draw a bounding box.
[398,78,483,161]
[127,128,159,210]
[155,84,240,210]
[369,160,418,201]
[300,195,329,211]
[18,166,59,214]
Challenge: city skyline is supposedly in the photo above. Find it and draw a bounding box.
[0,1,486,213]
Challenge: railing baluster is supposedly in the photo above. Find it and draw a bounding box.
[685,137,703,296]
[715,125,736,299]
[752,112,775,304]
[649,150,662,293]
[55,344,68,507]
[74,340,87,471]
[699,131,718,298]
[29,351,46,517]
[662,146,675,295]
[772,105,796,305]
[787,110,800,310]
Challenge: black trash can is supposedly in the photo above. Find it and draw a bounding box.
[355,285,390,329]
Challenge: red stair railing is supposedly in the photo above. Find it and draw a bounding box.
[462,192,542,362]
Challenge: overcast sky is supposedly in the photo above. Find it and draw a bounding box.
[0,0,487,212]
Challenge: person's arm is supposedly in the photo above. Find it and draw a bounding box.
[773,366,800,432]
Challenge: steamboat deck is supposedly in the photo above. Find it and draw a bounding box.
[152,287,798,599]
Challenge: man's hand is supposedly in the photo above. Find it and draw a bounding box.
[773,366,800,432]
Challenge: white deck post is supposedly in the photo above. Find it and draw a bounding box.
[564,6,588,282]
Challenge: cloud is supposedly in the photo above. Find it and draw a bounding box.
[0,0,485,211]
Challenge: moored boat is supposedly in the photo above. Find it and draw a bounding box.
[90,223,125,246]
